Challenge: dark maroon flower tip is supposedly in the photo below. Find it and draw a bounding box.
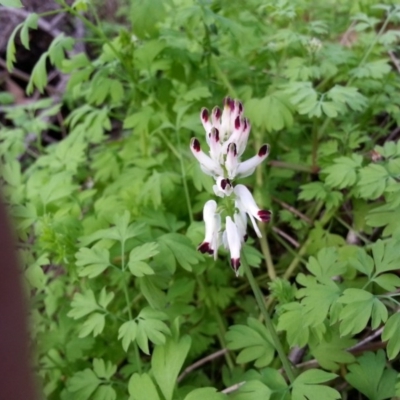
[243,118,248,130]
[201,108,209,122]
[244,234,248,242]
[234,116,241,130]
[238,101,243,114]
[228,142,237,156]
[198,242,212,254]
[231,258,241,272]
[258,144,270,157]
[213,106,222,120]
[229,98,235,111]
[221,179,227,190]
[258,210,272,222]
[224,96,232,108]
[212,127,220,141]
[191,138,201,152]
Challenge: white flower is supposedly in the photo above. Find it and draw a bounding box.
[225,216,242,276]
[192,98,272,276]
[198,200,221,260]
[234,184,271,238]
[213,177,233,198]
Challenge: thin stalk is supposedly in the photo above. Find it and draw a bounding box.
[259,226,277,280]
[197,277,234,369]
[121,240,142,373]
[335,216,371,244]
[311,119,318,171]
[175,127,194,224]
[242,254,296,383]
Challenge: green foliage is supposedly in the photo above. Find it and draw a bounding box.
[226,317,275,368]
[291,370,340,400]
[3,1,400,399]
[345,351,398,400]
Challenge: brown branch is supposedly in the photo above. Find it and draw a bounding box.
[272,226,300,248]
[221,381,245,394]
[177,348,228,383]
[272,196,313,225]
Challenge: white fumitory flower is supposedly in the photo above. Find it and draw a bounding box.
[191,97,272,276]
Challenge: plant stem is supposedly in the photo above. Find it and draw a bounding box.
[175,126,193,224]
[259,226,277,280]
[242,254,296,383]
[197,276,235,369]
[121,240,142,372]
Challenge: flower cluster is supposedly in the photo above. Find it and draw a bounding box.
[190,97,271,275]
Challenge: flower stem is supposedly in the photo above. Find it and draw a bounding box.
[121,240,142,373]
[259,226,277,280]
[242,254,296,383]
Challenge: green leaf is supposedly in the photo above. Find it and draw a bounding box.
[131,0,166,38]
[382,313,400,360]
[299,182,343,210]
[136,308,170,354]
[156,233,203,273]
[118,320,138,352]
[139,275,167,309]
[310,330,355,370]
[322,154,363,189]
[373,273,400,292]
[75,247,111,278]
[226,317,275,368]
[277,302,310,347]
[305,247,346,282]
[25,253,49,290]
[357,164,393,199]
[350,60,391,80]
[372,239,400,274]
[92,385,116,400]
[246,93,293,132]
[68,290,100,319]
[184,388,226,400]
[327,85,367,112]
[79,313,106,338]
[349,247,374,278]
[292,369,340,400]
[234,380,272,400]
[93,358,117,380]
[345,350,397,400]
[128,373,160,400]
[128,242,159,277]
[152,335,191,400]
[27,52,48,94]
[67,369,100,400]
[98,288,114,309]
[296,279,341,327]
[182,86,212,102]
[20,13,38,49]
[338,289,388,335]
[48,33,74,69]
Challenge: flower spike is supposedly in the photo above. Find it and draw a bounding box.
[190,98,272,275]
